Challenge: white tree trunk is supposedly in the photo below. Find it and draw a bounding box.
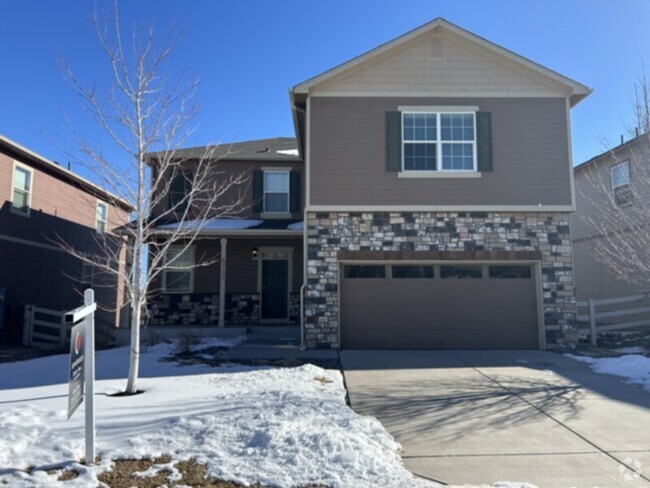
[126,296,141,393]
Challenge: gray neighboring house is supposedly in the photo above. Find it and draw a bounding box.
[572,133,650,302]
[147,17,591,350]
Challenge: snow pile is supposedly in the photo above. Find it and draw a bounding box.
[276,148,299,156]
[0,341,428,487]
[614,346,646,354]
[287,220,304,230]
[567,353,650,391]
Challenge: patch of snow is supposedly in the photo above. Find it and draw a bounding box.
[191,335,246,352]
[614,346,646,354]
[158,218,263,231]
[287,220,304,230]
[276,148,299,156]
[566,353,650,391]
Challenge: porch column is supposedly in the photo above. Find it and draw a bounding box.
[219,237,227,327]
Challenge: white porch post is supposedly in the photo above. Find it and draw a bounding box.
[219,237,227,328]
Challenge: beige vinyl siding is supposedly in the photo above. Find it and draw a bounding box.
[316,31,563,96]
[572,237,639,301]
[571,142,650,301]
[309,96,571,206]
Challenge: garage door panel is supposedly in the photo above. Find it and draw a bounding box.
[341,263,539,349]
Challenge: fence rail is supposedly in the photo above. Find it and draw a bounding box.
[576,292,650,346]
[22,305,71,349]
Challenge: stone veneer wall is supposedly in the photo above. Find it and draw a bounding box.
[148,293,300,325]
[305,211,578,349]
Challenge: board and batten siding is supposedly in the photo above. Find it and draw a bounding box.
[308,96,571,206]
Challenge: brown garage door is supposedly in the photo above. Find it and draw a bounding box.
[340,263,539,349]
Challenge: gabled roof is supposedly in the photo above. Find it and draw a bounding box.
[574,132,650,172]
[0,134,133,211]
[292,18,591,107]
[146,137,301,163]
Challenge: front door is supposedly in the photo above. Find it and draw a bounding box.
[261,259,289,320]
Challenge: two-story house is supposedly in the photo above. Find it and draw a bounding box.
[572,132,650,302]
[146,18,591,350]
[0,134,133,345]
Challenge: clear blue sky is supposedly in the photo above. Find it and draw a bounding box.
[1,0,649,183]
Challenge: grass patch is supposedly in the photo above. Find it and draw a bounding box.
[90,456,328,487]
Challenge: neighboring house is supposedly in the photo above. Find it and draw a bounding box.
[572,133,650,301]
[147,18,591,350]
[0,134,133,345]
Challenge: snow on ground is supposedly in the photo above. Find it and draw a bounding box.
[276,149,299,156]
[0,339,535,488]
[567,352,650,391]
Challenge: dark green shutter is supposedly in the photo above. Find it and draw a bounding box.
[252,170,264,213]
[386,111,402,172]
[476,111,492,172]
[289,171,301,213]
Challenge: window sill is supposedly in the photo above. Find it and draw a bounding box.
[398,171,482,179]
[9,206,30,217]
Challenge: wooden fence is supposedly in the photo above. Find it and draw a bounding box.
[22,305,71,349]
[576,293,650,346]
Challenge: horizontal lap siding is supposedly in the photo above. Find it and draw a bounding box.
[309,97,571,206]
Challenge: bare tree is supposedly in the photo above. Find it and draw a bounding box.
[630,67,650,137]
[58,4,247,393]
[578,68,650,290]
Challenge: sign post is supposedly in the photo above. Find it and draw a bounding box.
[65,289,96,464]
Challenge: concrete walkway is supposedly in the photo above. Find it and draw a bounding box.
[341,350,650,488]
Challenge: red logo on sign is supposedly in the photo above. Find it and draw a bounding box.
[75,332,82,355]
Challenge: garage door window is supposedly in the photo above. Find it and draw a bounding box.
[441,265,482,279]
[344,265,386,278]
[392,265,434,278]
[489,266,531,279]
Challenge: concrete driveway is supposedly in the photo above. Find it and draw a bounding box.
[340,350,650,488]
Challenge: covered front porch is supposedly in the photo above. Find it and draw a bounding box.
[147,220,304,328]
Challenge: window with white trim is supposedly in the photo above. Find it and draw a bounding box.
[164,247,194,293]
[611,160,632,206]
[264,170,289,213]
[402,112,476,172]
[11,164,32,215]
[96,202,108,233]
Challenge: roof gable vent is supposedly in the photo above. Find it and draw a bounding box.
[428,36,444,58]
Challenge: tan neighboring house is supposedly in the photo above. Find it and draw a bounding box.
[146,18,591,350]
[0,134,133,345]
[572,133,650,301]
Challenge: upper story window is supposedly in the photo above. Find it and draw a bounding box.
[96,201,108,233]
[611,160,631,206]
[169,172,191,212]
[11,163,33,215]
[402,112,476,172]
[264,170,290,213]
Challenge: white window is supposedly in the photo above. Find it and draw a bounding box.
[264,170,289,213]
[402,112,476,172]
[96,202,108,233]
[163,247,194,293]
[611,161,632,206]
[11,163,32,215]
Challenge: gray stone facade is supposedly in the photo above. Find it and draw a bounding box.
[148,293,300,325]
[304,211,578,349]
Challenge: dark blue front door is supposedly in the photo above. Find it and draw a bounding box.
[261,260,289,320]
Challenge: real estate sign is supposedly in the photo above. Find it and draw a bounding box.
[67,322,85,419]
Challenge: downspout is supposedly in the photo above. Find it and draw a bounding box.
[292,97,307,349]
